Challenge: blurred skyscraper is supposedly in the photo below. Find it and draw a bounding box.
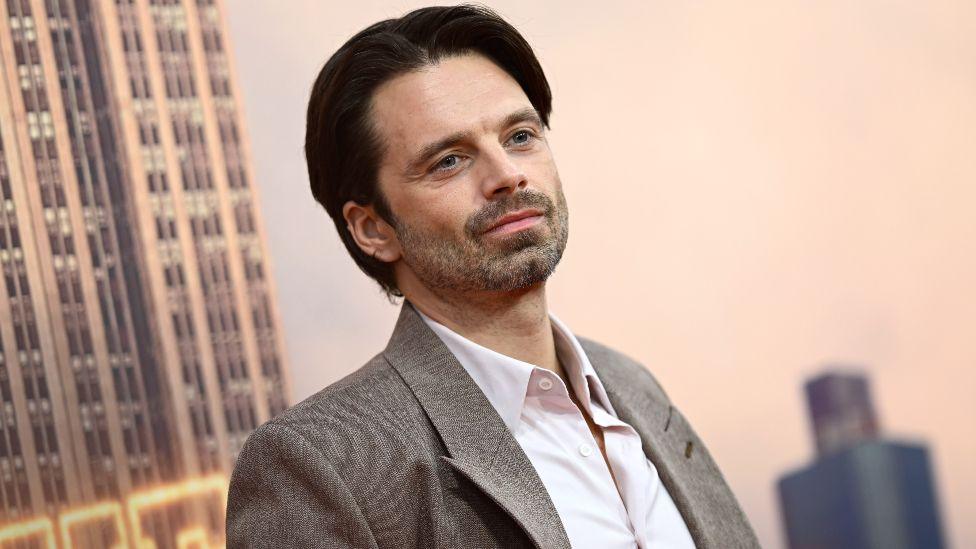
[805,371,880,457]
[0,0,290,546]
[778,370,944,549]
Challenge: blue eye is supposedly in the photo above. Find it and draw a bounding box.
[508,130,536,147]
[435,154,459,171]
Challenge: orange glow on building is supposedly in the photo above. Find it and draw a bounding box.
[58,501,129,549]
[176,526,215,549]
[127,474,227,549]
[0,516,56,547]
[0,475,227,549]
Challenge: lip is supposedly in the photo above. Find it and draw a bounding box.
[483,209,545,236]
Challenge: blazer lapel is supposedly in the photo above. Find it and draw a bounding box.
[582,339,759,548]
[383,302,571,549]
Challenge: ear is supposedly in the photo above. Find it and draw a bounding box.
[342,201,402,263]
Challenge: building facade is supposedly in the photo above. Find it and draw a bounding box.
[0,0,290,545]
[778,370,944,549]
[779,440,945,549]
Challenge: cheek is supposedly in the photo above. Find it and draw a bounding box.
[398,188,473,236]
[523,149,560,188]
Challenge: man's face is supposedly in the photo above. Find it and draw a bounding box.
[370,52,568,294]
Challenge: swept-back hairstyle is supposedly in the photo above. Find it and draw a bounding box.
[305,4,553,297]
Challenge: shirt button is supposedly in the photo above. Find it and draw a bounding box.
[538,378,553,391]
[578,443,594,457]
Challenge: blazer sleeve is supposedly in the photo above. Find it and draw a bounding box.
[225,422,378,548]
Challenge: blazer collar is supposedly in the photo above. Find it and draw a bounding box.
[383,301,750,548]
[383,301,571,549]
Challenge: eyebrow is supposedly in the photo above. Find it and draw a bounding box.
[404,107,543,175]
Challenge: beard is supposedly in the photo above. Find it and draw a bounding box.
[393,187,569,293]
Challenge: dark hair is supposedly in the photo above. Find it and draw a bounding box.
[304,4,553,298]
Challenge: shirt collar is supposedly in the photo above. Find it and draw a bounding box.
[417,309,618,433]
[549,313,619,419]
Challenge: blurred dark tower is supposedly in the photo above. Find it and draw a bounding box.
[778,369,945,549]
[805,370,880,456]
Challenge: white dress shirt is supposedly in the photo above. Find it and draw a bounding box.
[418,310,695,549]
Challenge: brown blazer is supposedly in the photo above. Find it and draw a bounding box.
[226,302,759,548]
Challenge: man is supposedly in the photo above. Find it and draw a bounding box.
[226,5,758,548]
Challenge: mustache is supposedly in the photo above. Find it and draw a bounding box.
[465,191,555,237]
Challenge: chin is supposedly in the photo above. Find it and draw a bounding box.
[484,248,562,291]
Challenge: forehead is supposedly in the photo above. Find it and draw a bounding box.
[370,53,534,162]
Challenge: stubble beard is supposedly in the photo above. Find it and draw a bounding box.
[394,188,569,294]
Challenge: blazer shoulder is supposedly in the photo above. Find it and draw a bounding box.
[230,349,445,521]
[248,351,423,455]
[576,336,672,406]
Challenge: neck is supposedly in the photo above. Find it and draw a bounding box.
[400,277,559,375]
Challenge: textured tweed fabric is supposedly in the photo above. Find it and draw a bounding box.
[226,302,760,548]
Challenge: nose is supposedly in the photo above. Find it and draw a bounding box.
[480,145,527,199]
